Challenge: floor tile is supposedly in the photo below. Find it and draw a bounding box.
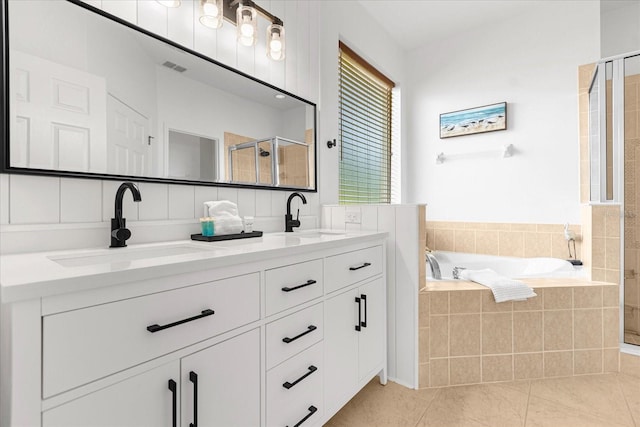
[323,379,439,427]
[415,382,529,427]
[525,395,632,427]
[617,373,640,426]
[529,374,634,426]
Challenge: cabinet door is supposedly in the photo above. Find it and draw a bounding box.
[358,278,386,380]
[181,329,260,427]
[323,288,358,415]
[43,361,179,427]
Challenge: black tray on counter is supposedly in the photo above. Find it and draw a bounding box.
[190,231,263,242]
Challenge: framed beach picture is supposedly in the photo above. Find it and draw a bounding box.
[440,102,507,139]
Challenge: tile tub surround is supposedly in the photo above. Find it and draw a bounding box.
[419,279,619,388]
[425,221,583,261]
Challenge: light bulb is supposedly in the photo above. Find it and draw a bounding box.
[203,3,219,16]
[270,38,282,52]
[240,22,254,38]
[156,0,181,7]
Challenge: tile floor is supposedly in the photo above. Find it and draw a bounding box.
[324,373,640,427]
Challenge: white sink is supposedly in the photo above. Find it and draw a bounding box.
[272,230,347,239]
[48,244,219,268]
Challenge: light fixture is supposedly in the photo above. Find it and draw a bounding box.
[274,94,286,100]
[156,0,181,7]
[267,20,285,61]
[236,3,257,47]
[199,0,223,29]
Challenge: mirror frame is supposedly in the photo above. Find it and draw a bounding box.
[0,0,318,192]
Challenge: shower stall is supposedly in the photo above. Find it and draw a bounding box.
[588,51,640,347]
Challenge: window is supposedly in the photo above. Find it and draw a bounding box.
[338,41,395,204]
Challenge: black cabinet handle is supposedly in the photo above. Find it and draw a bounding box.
[355,297,362,332]
[189,371,198,427]
[282,279,317,292]
[283,365,318,389]
[361,294,367,328]
[282,325,317,343]
[287,406,318,427]
[168,379,177,427]
[147,309,215,333]
[349,262,371,271]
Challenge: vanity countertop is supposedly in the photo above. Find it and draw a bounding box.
[0,230,387,302]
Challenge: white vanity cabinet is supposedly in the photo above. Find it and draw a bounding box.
[0,232,387,427]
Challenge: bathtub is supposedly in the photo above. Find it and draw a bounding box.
[427,251,585,280]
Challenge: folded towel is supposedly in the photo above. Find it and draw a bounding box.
[203,200,243,235]
[459,268,537,303]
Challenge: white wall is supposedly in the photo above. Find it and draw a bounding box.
[404,1,601,224]
[0,0,321,254]
[318,1,406,206]
[601,1,640,58]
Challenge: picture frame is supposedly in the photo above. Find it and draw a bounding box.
[440,102,507,139]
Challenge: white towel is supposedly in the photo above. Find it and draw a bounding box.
[203,200,244,235]
[459,268,537,303]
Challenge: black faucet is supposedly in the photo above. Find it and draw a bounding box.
[110,182,142,248]
[285,192,307,232]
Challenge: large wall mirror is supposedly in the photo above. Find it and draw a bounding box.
[1,0,317,191]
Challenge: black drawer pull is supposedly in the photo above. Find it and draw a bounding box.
[349,262,371,271]
[283,325,317,343]
[283,365,318,389]
[168,379,177,427]
[355,297,362,331]
[287,405,318,427]
[361,294,367,328]
[147,309,215,333]
[282,279,317,292]
[189,371,198,427]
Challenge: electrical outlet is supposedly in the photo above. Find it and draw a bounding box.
[345,211,361,224]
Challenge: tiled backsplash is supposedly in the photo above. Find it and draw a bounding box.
[425,221,583,260]
[0,174,318,254]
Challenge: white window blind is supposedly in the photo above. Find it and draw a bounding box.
[338,42,394,205]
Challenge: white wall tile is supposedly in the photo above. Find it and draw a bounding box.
[299,191,318,217]
[345,205,361,231]
[255,190,272,217]
[167,0,194,49]
[138,182,169,220]
[137,1,168,36]
[253,0,270,83]
[60,178,102,223]
[217,187,238,205]
[268,0,286,89]
[10,175,60,224]
[102,181,140,222]
[360,205,378,231]
[271,190,286,218]
[102,0,137,23]
[168,184,195,219]
[216,23,237,68]
[295,0,310,100]
[321,205,332,229]
[237,189,256,217]
[330,205,346,231]
[307,0,320,104]
[1,174,9,225]
[193,6,218,59]
[194,185,219,218]
[81,0,102,8]
[284,0,298,95]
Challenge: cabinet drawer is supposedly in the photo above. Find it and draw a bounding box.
[266,303,323,369]
[43,273,260,398]
[265,259,323,316]
[267,343,323,427]
[325,245,383,293]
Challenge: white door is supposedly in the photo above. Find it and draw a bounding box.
[106,95,150,176]
[10,51,107,172]
[181,329,260,427]
[357,278,386,380]
[42,360,179,427]
[323,288,359,415]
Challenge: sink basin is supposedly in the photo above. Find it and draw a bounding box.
[49,244,217,268]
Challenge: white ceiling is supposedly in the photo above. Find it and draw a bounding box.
[357,0,639,52]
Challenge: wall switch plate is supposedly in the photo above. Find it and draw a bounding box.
[345,211,361,224]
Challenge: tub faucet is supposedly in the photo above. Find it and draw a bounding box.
[426,252,442,280]
[285,192,307,232]
[110,182,142,248]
